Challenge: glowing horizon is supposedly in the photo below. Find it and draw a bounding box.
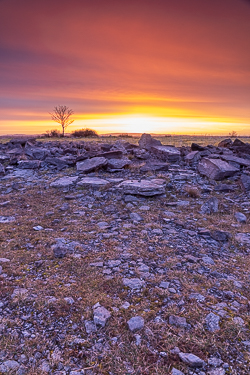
[0,0,250,135]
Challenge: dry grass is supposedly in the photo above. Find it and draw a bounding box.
[0,167,250,374]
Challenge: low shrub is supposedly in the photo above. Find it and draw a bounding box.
[44,129,61,138]
[71,128,98,137]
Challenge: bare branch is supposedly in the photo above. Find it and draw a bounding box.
[49,105,74,136]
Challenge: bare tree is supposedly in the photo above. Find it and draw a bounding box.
[49,105,74,137]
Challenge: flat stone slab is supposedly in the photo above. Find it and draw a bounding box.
[50,176,78,188]
[77,177,110,187]
[198,158,238,180]
[118,179,165,196]
[76,157,107,172]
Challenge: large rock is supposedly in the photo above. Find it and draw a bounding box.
[118,179,165,196]
[198,158,238,180]
[18,160,41,169]
[76,157,107,172]
[151,145,181,162]
[138,133,161,150]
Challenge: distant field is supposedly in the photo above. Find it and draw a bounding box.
[38,135,250,147]
[1,134,250,147]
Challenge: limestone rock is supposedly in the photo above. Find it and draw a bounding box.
[178,352,205,368]
[76,157,107,172]
[0,360,19,373]
[171,368,185,375]
[50,176,78,188]
[218,138,233,148]
[127,316,144,332]
[18,160,41,169]
[169,315,188,328]
[198,158,238,180]
[93,306,111,327]
[235,232,250,245]
[122,278,145,289]
[201,197,219,214]
[0,216,15,223]
[140,161,169,172]
[107,158,131,170]
[185,151,201,164]
[205,312,220,332]
[138,133,161,150]
[118,179,165,196]
[77,177,110,187]
[234,212,247,224]
[151,145,181,162]
[210,230,230,242]
[0,162,5,175]
[240,174,250,191]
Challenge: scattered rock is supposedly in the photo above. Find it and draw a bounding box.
[127,316,144,332]
[0,216,15,223]
[122,278,145,289]
[201,197,219,214]
[93,306,111,327]
[234,212,247,224]
[178,352,205,368]
[169,315,188,328]
[205,313,220,332]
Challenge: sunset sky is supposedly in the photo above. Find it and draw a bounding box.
[0,0,250,135]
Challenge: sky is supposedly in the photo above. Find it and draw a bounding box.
[0,0,250,135]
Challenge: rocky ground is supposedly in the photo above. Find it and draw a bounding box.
[0,134,250,375]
